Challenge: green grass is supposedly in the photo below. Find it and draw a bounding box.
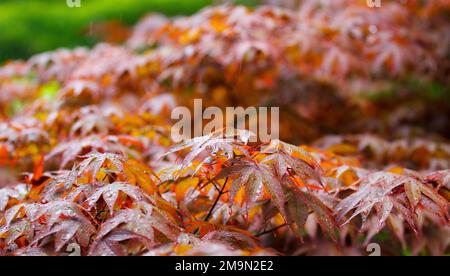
[0,0,215,63]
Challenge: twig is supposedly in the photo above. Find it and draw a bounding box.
[204,177,228,222]
[255,223,288,237]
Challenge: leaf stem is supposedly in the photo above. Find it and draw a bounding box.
[255,223,288,237]
[204,177,228,222]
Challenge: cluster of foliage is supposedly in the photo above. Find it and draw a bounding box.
[0,2,448,256]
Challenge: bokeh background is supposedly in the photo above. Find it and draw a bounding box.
[0,0,257,63]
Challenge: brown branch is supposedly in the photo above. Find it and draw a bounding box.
[255,223,288,237]
[204,177,228,222]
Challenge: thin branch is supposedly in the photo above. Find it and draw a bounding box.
[255,223,288,237]
[204,177,228,222]
[198,178,220,192]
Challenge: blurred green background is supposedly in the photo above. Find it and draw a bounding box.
[0,0,257,64]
